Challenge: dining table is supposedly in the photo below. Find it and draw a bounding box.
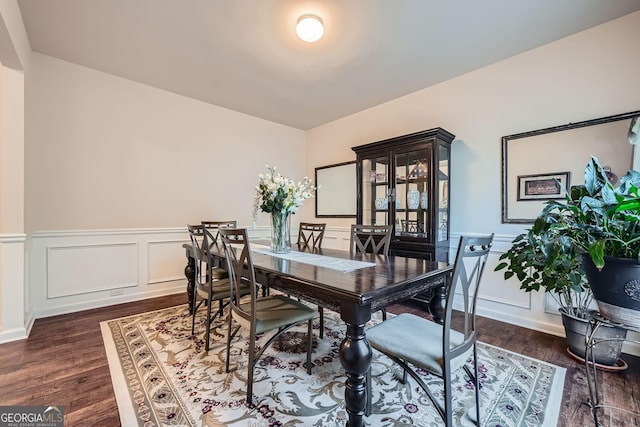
[183,240,452,427]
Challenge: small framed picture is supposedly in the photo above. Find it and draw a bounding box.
[517,172,570,201]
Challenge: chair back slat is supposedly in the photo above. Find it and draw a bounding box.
[201,220,236,279]
[350,224,392,255]
[187,224,207,286]
[297,222,326,250]
[443,234,494,358]
[202,220,237,249]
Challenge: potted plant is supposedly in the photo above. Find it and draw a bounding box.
[540,156,640,328]
[495,212,626,366]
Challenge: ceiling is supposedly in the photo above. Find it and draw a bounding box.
[17,0,640,130]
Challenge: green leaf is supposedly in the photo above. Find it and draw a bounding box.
[584,157,602,195]
[588,240,605,270]
[494,262,508,271]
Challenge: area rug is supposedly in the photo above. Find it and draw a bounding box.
[101,303,565,427]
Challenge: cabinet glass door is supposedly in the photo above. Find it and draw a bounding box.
[361,156,389,226]
[437,144,450,241]
[394,146,432,238]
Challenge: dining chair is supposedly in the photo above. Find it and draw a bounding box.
[200,221,251,351]
[202,220,237,236]
[350,224,392,320]
[350,224,392,256]
[201,220,237,275]
[297,222,326,250]
[365,234,494,425]
[187,224,233,350]
[296,222,328,337]
[220,227,316,405]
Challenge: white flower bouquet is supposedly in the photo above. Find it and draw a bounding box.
[253,165,317,253]
[252,165,317,221]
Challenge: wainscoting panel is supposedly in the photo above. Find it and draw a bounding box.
[321,228,352,251]
[477,265,532,309]
[147,239,189,285]
[47,242,138,298]
[30,228,192,318]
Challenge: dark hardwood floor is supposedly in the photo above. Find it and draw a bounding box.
[0,294,638,426]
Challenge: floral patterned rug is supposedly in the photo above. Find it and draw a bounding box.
[101,303,565,427]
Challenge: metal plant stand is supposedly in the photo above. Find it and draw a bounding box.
[584,311,640,426]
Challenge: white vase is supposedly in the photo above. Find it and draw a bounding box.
[375,198,388,210]
[407,190,420,209]
[420,191,428,209]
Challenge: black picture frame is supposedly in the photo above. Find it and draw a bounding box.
[517,172,570,201]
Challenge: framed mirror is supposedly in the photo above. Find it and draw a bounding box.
[315,161,357,217]
[502,110,640,223]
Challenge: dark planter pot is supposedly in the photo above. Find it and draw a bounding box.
[582,254,640,328]
[560,307,626,366]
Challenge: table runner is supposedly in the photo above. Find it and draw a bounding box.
[251,244,376,272]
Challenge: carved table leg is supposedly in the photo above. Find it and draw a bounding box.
[184,255,195,315]
[429,283,447,324]
[339,311,372,427]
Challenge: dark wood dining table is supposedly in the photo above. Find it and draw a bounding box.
[183,240,452,427]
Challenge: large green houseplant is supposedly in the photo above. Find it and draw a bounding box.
[495,215,592,318]
[494,214,628,366]
[495,214,626,365]
[495,155,640,365]
[539,156,640,328]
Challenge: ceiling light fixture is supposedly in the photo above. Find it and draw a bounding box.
[296,14,324,42]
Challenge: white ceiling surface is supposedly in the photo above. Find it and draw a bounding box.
[17,0,640,130]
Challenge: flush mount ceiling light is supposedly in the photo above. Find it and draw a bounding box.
[296,14,324,42]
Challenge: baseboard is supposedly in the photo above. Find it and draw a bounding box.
[0,324,30,344]
[474,304,640,358]
[475,305,566,338]
[34,284,187,319]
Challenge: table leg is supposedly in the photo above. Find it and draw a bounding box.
[184,254,195,315]
[339,319,372,427]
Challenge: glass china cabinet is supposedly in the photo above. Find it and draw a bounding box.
[352,128,454,262]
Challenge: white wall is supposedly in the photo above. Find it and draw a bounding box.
[25,53,307,232]
[305,12,640,353]
[0,63,28,341]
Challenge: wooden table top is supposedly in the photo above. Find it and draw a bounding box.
[188,240,452,312]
